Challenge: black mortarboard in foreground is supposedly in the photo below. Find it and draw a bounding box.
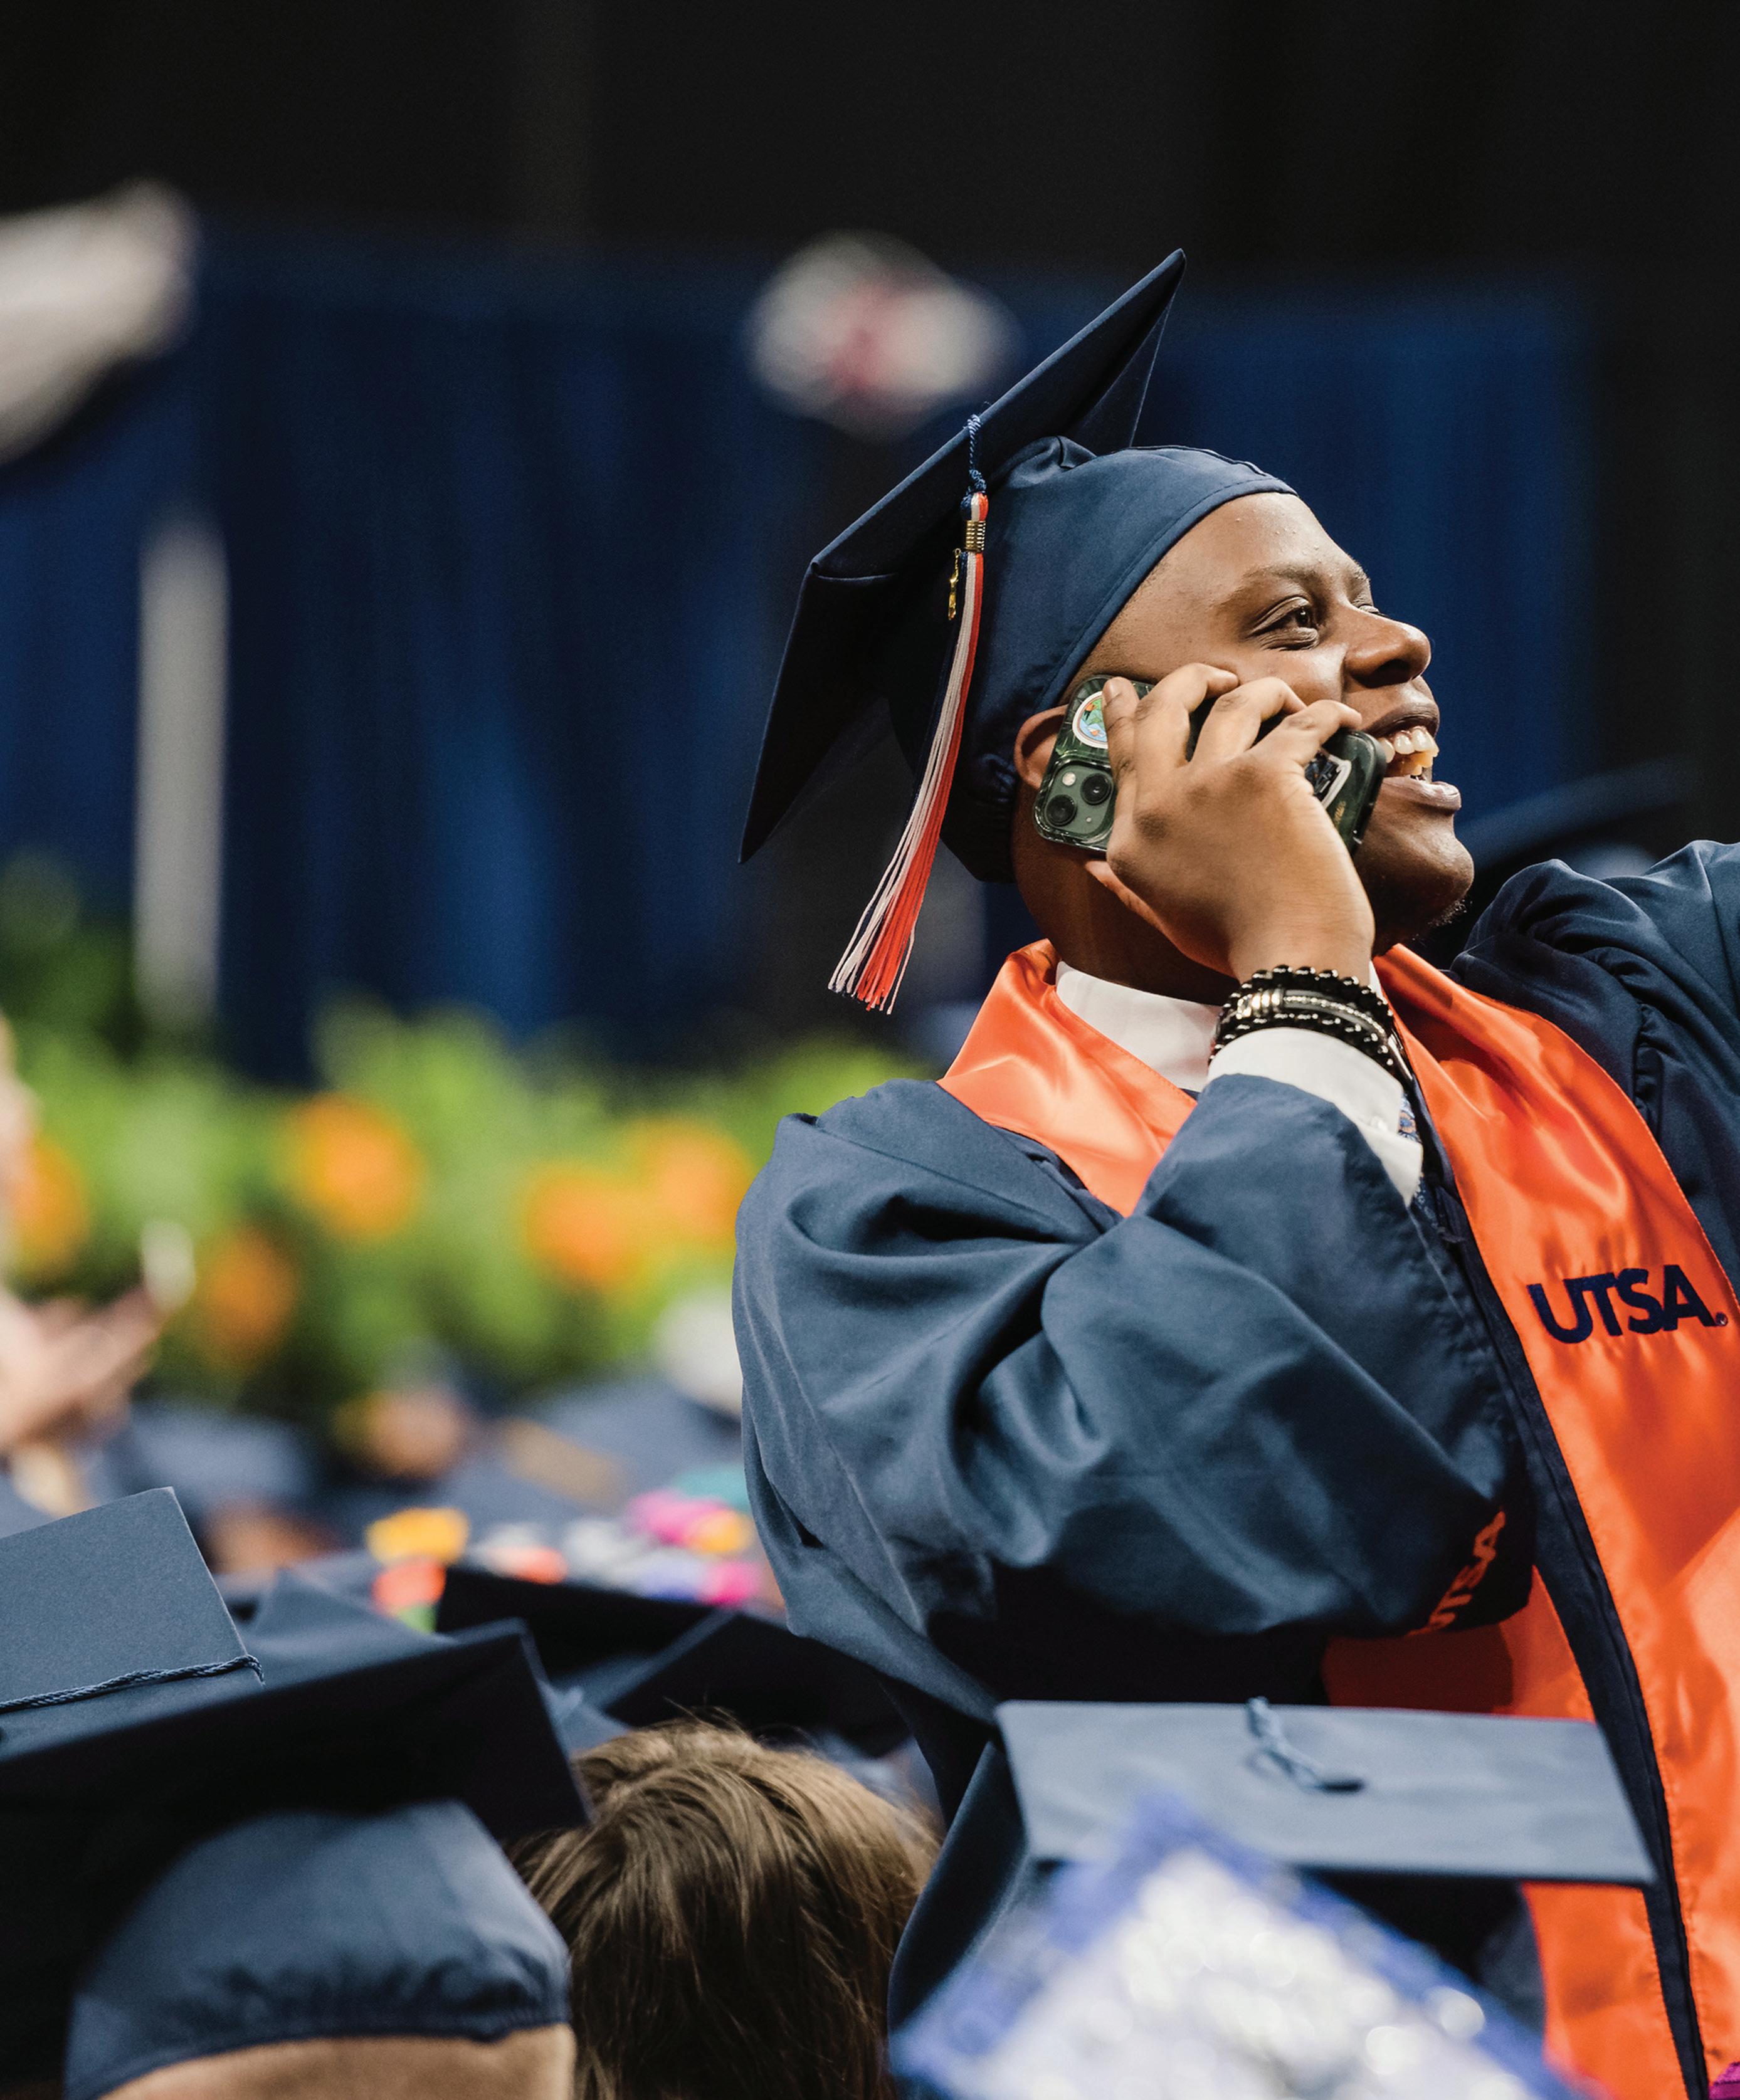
[0,1496,581,2079]
[742,251,1295,1005]
[997,1701,1652,1882]
[61,1802,569,2100]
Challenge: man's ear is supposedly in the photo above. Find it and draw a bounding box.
[1013,709,1067,792]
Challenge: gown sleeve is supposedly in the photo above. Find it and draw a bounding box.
[734,1073,1524,1717]
[1453,841,1740,1291]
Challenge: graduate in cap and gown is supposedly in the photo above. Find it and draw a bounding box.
[732,252,1740,2100]
[0,1488,582,2087]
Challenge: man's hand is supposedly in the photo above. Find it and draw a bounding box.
[1085,666,1376,982]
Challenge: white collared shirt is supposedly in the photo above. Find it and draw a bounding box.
[1054,960,1422,1203]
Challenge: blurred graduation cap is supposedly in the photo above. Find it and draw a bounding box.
[0,1492,581,2080]
[440,1561,716,1706]
[217,1545,382,1619]
[62,1802,569,2100]
[92,1399,320,1525]
[438,1563,907,1758]
[996,1699,1652,1884]
[742,248,1296,1007]
[314,1448,611,1555]
[537,1374,743,1501]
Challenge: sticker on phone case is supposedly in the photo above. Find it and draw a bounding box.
[1072,688,1109,748]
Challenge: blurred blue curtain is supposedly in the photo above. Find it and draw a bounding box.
[201,237,820,1076]
[0,236,1590,1073]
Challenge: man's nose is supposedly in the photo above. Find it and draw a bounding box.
[1344,609,1432,692]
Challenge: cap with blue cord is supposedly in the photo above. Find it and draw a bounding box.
[61,1801,572,2100]
[890,1698,1654,2052]
[996,1699,1653,1886]
[742,250,1295,1007]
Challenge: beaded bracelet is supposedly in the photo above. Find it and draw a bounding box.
[1211,967,1410,1086]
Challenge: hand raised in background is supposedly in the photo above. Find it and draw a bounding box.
[0,1285,161,1459]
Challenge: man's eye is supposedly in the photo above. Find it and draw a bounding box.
[1262,603,1319,639]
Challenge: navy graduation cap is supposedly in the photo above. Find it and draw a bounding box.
[892,1700,1653,2037]
[63,1802,569,2100]
[0,1486,258,1714]
[995,1700,1653,1884]
[742,250,1293,1007]
[439,1560,717,1708]
[0,1509,581,1829]
[438,1562,905,1756]
[0,1494,581,2081]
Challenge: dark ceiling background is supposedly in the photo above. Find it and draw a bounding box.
[4,2,1734,270]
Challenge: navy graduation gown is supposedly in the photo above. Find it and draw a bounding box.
[735,846,1740,1778]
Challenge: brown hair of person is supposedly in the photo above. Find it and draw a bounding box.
[514,1719,937,2100]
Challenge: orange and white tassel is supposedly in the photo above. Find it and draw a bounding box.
[830,485,989,1011]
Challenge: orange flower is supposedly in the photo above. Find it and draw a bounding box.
[6,1134,89,1280]
[371,1555,446,1628]
[191,1225,300,1372]
[631,1120,752,1247]
[520,1165,658,1292]
[286,1094,424,1240]
[366,1505,470,1566]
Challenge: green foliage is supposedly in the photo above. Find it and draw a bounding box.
[0,864,925,1429]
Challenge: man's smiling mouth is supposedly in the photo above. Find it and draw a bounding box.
[1372,728,1438,781]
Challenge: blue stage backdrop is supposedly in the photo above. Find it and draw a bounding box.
[199,233,833,1076]
[0,233,1589,1075]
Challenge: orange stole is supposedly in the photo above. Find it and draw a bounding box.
[940,938,1737,2098]
[939,942,1194,1209]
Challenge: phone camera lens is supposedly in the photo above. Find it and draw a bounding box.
[1080,773,1111,807]
[1045,794,1078,829]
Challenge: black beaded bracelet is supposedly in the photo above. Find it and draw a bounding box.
[1211,967,1411,1085]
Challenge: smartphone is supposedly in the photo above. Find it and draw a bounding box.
[1032,675,1386,856]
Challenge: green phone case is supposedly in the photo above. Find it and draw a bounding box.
[1032,675,1386,856]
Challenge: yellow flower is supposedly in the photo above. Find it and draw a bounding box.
[191,1226,300,1372]
[366,1505,470,1566]
[630,1120,752,1247]
[684,1507,754,1557]
[286,1094,424,1240]
[7,1133,90,1281]
[520,1164,659,1292]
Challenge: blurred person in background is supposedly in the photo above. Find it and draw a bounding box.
[0,1017,159,1515]
[734,258,1740,2099]
[514,1720,936,2100]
